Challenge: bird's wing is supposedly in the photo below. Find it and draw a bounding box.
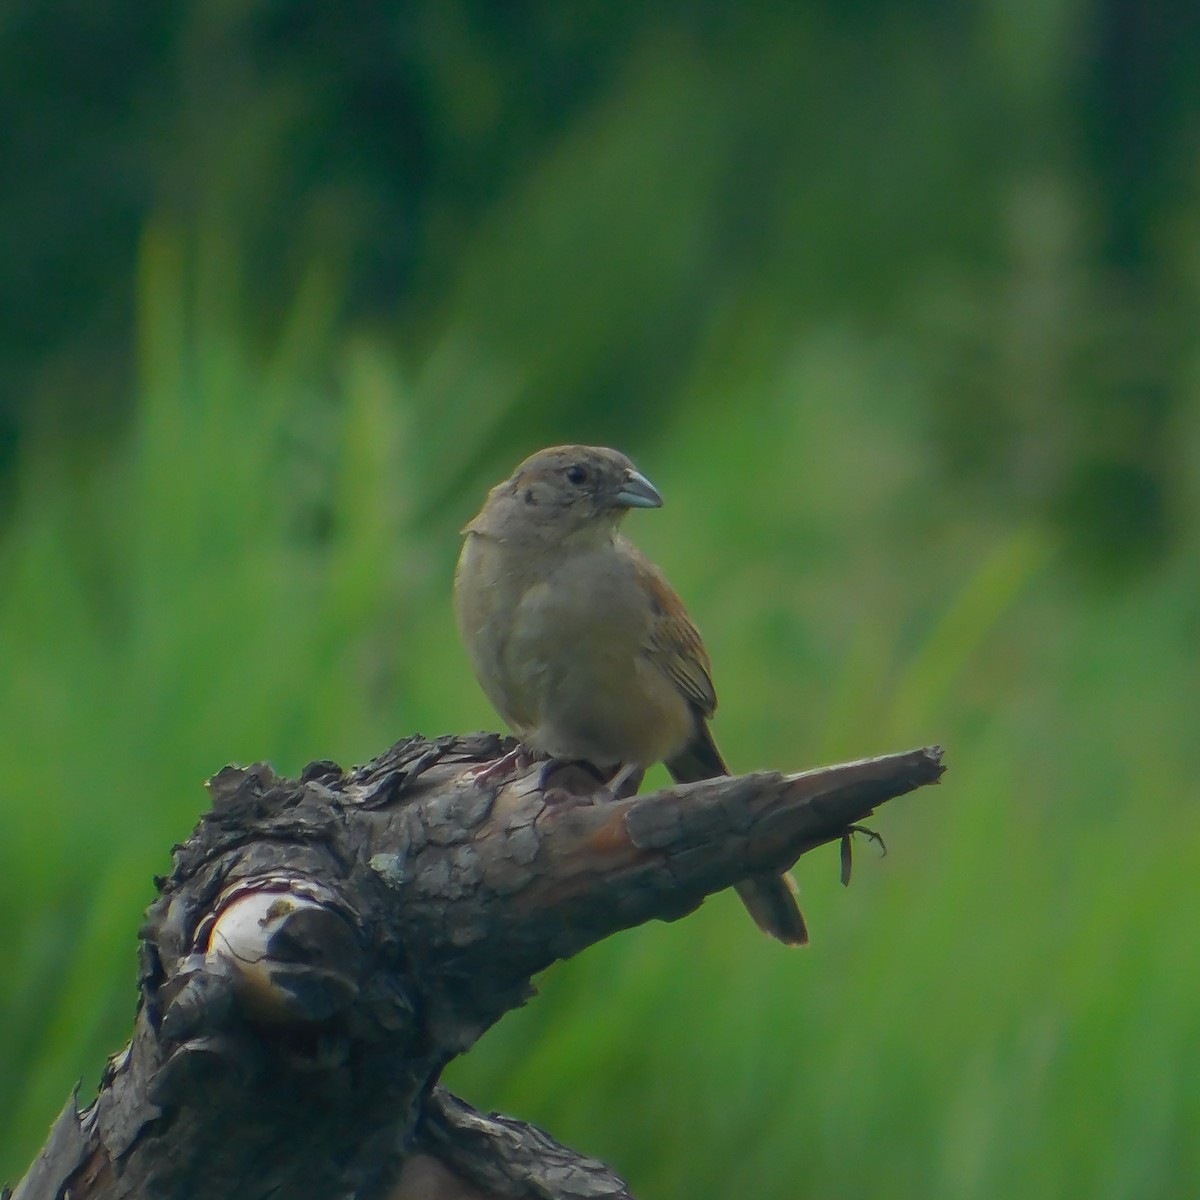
[628,544,719,717]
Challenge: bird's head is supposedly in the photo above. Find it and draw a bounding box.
[467,445,662,543]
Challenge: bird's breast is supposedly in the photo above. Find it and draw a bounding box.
[455,535,693,768]
[503,549,692,767]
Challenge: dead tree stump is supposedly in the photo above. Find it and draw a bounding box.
[6,734,945,1200]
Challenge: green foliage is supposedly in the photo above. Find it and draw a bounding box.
[2,210,1199,1195]
[7,2,1196,575]
[4,6,1200,1194]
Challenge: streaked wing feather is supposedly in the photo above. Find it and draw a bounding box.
[631,546,718,716]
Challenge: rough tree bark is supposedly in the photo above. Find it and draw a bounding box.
[5,733,945,1200]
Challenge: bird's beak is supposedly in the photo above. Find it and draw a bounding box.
[615,469,663,509]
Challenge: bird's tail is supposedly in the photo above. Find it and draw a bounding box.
[733,874,809,947]
[667,721,809,946]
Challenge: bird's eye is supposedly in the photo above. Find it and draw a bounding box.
[565,464,588,485]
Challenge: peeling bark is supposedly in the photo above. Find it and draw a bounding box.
[6,734,944,1200]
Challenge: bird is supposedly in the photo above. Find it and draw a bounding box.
[453,444,808,945]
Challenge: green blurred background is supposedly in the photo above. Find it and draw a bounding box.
[3,2,1199,1195]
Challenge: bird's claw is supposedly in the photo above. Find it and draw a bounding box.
[466,744,535,787]
[605,762,645,800]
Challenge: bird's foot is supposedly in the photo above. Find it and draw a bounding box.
[533,758,603,800]
[605,762,645,800]
[530,760,643,803]
[467,744,536,787]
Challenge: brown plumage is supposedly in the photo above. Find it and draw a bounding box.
[454,444,808,945]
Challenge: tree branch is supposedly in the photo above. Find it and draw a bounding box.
[7,735,944,1200]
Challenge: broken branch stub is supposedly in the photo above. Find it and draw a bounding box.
[8,735,943,1200]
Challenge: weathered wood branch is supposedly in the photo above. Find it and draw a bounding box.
[7,734,944,1200]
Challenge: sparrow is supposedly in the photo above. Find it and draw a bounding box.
[453,445,808,945]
